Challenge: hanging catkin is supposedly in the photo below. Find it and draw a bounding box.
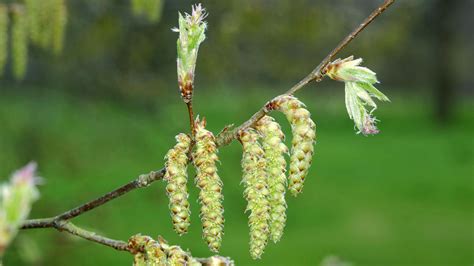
[25,0,42,46]
[269,95,316,196]
[240,129,270,259]
[11,5,28,80]
[50,0,67,54]
[129,235,167,266]
[26,0,67,54]
[255,115,288,243]
[167,246,188,266]
[144,0,163,22]
[131,0,145,16]
[25,0,50,49]
[193,118,224,252]
[164,133,192,235]
[131,0,163,22]
[0,4,8,76]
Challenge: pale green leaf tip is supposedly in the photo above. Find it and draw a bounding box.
[327,56,390,135]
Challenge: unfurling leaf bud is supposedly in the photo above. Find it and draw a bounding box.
[240,129,270,259]
[0,162,40,255]
[255,115,288,243]
[193,118,224,252]
[173,4,207,103]
[269,96,316,196]
[164,133,192,235]
[326,56,390,135]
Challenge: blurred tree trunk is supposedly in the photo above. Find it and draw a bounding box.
[432,0,456,123]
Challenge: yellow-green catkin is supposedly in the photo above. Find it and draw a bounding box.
[26,0,49,49]
[144,0,163,22]
[255,115,288,243]
[0,4,8,76]
[129,235,167,266]
[270,95,316,196]
[193,118,224,252]
[164,133,192,235]
[240,129,270,259]
[11,5,28,80]
[128,235,206,266]
[167,246,188,266]
[26,0,67,54]
[50,0,67,54]
[131,0,145,16]
[131,0,163,22]
[25,0,41,46]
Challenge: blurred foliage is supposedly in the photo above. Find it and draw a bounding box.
[0,0,67,80]
[0,0,471,104]
[131,0,164,23]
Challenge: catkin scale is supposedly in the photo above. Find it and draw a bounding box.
[164,133,192,235]
[240,129,270,259]
[193,119,224,252]
[270,95,316,196]
[167,246,188,266]
[255,115,288,243]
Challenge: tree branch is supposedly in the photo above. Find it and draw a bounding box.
[21,169,166,228]
[285,0,395,96]
[22,218,129,251]
[216,0,395,147]
[20,0,395,258]
[23,219,233,265]
[187,101,196,135]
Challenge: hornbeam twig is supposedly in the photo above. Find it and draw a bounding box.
[216,0,395,147]
[20,0,395,258]
[22,219,232,265]
[22,218,129,251]
[21,169,165,227]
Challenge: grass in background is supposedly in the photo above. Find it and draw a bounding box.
[0,89,473,265]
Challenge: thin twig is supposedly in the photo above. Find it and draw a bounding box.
[21,169,165,229]
[285,0,395,95]
[187,101,196,134]
[23,219,231,264]
[24,217,233,265]
[20,0,394,258]
[216,0,395,147]
[22,218,129,251]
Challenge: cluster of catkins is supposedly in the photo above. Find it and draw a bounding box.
[128,234,234,266]
[0,0,67,80]
[163,96,316,259]
[239,95,316,258]
[163,118,224,253]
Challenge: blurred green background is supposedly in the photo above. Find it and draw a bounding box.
[1,0,473,265]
